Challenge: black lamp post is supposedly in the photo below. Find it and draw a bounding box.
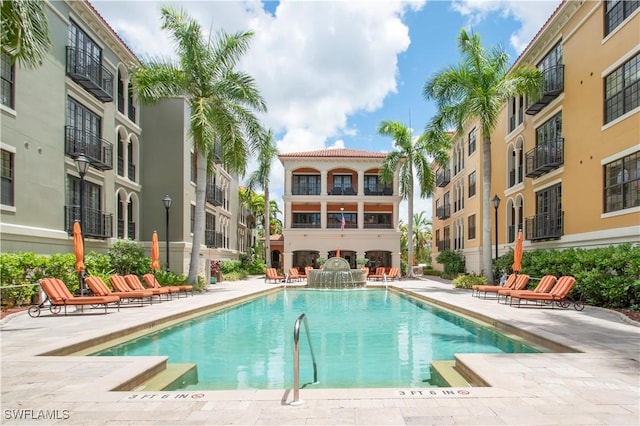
[492,194,501,261]
[75,154,90,295]
[163,195,172,270]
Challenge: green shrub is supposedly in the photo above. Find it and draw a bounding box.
[435,250,466,279]
[220,260,241,274]
[239,254,266,275]
[422,268,443,277]
[221,271,248,281]
[453,274,487,289]
[108,240,150,276]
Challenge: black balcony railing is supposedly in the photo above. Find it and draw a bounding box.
[292,184,321,195]
[65,47,113,102]
[435,204,451,219]
[206,184,224,206]
[65,126,113,170]
[291,223,321,229]
[363,223,393,229]
[330,186,357,195]
[525,138,564,178]
[65,206,113,239]
[525,211,564,241]
[436,169,451,187]
[363,186,393,196]
[205,230,224,248]
[526,65,564,115]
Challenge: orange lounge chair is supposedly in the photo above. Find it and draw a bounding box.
[498,275,557,304]
[142,274,192,297]
[30,278,120,317]
[124,274,172,302]
[510,276,583,310]
[288,268,302,282]
[368,267,386,281]
[386,267,400,281]
[85,276,151,306]
[472,273,517,298]
[265,267,285,283]
[109,275,155,304]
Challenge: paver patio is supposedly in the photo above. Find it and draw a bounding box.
[1,276,638,425]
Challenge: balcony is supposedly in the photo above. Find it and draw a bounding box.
[65,206,113,239]
[65,126,113,170]
[205,230,224,248]
[436,169,451,187]
[363,223,393,229]
[525,138,564,178]
[363,186,393,196]
[292,183,320,196]
[526,65,564,115]
[206,184,224,207]
[525,211,564,241]
[65,47,113,102]
[291,223,321,229]
[330,186,357,196]
[435,239,450,252]
[435,204,451,219]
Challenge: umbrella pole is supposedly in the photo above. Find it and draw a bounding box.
[78,270,86,295]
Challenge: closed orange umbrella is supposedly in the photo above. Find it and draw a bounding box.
[73,221,85,272]
[151,231,160,271]
[335,249,340,258]
[512,230,523,272]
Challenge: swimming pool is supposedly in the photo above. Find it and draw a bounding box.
[95,289,541,390]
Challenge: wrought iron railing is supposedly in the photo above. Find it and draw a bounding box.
[64,126,113,170]
[65,47,113,102]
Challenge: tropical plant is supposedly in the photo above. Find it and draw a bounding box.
[435,249,466,279]
[247,129,279,267]
[132,7,266,285]
[412,211,432,265]
[1,0,52,69]
[107,240,149,276]
[378,120,450,277]
[423,28,541,284]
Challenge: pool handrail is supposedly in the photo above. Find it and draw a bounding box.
[292,313,318,404]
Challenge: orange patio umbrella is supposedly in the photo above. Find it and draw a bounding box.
[73,221,86,295]
[73,221,85,272]
[335,249,340,258]
[151,231,160,272]
[512,229,523,273]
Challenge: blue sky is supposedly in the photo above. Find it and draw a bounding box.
[92,0,560,219]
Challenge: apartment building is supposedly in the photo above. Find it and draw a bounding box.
[278,148,401,273]
[0,0,249,275]
[431,0,640,275]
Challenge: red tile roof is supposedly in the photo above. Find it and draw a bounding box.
[279,148,387,159]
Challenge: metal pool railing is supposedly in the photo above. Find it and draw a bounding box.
[291,313,318,405]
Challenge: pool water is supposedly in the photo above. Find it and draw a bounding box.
[95,289,540,390]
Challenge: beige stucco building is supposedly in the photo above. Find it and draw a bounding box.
[278,148,402,273]
[431,0,640,276]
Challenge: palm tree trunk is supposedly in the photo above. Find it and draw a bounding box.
[406,171,415,278]
[264,182,271,268]
[187,149,207,284]
[482,135,494,284]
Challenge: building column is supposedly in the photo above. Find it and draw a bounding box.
[285,201,291,228]
[285,169,292,196]
[357,170,364,196]
[321,170,328,195]
[357,201,364,229]
[321,202,327,229]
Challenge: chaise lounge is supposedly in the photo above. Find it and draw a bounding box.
[124,274,172,302]
[85,276,152,306]
[509,275,583,310]
[29,278,120,317]
[142,274,193,297]
[497,275,557,304]
[265,268,285,283]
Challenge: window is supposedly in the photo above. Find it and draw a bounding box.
[468,171,476,197]
[604,151,640,212]
[67,97,101,143]
[1,149,14,206]
[468,214,476,240]
[327,212,355,228]
[1,53,14,109]
[605,0,639,36]
[605,53,639,124]
[190,205,195,233]
[293,175,320,195]
[190,152,197,183]
[468,128,476,155]
[332,175,352,191]
[364,213,392,228]
[538,41,562,72]
[68,21,102,70]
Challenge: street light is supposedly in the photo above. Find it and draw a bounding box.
[75,154,90,295]
[492,194,501,260]
[163,195,172,270]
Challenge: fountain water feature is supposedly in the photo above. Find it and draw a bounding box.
[306,257,367,288]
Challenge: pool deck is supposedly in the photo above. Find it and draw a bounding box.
[1,276,638,425]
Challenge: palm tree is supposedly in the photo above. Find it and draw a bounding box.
[423,28,541,284]
[412,211,432,264]
[378,120,450,278]
[133,7,266,284]
[1,0,52,68]
[247,129,278,267]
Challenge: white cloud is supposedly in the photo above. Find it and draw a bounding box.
[451,0,561,53]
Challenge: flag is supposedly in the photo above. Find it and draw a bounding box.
[341,212,346,230]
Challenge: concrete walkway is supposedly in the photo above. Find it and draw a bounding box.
[1,276,638,425]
